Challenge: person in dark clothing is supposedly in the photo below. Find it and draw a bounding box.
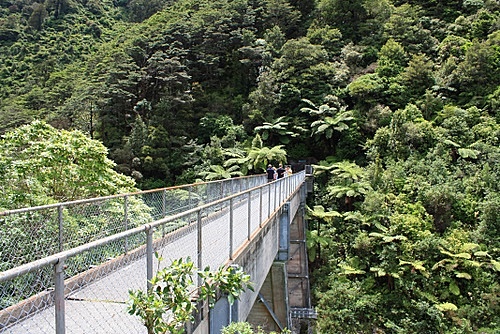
[276,164,285,179]
[267,164,276,182]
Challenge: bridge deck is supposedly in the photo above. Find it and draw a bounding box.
[1,173,306,333]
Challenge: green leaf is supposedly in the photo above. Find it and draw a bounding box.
[443,139,460,147]
[474,251,489,258]
[456,272,472,280]
[339,264,365,275]
[227,293,235,304]
[458,148,479,159]
[449,281,460,295]
[370,267,386,277]
[436,302,458,312]
[460,243,479,252]
[440,249,471,259]
[490,260,500,272]
[399,260,426,271]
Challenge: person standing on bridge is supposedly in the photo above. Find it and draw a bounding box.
[267,164,276,182]
[276,163,286,179]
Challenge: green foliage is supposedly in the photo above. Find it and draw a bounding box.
[253,116,298,145]
[316,0,368,43]
[300,95,355,159]
[222,322,290,334]
[128,257,253,334]
[198,165,243,181]
[1,0,500,332]
[225,134,287,174]
[0,120,136,209]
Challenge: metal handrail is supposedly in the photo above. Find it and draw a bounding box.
[0,172,305,283]
[0,173,266,217]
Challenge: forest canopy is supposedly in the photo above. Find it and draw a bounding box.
[1,0,499,332]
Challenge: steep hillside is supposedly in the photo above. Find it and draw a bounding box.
[0,1,499,331]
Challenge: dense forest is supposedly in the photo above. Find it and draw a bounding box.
[0,0,499,332]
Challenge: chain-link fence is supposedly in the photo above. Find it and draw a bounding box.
[0,176,264,310]
[0,172,305,333]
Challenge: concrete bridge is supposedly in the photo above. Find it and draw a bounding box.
[0,169,315,333]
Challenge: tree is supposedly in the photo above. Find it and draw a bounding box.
[253,116,298,145]
[347,73,387,109]
[306,205,342,261]
[247,36,344,125]
[0,121,136,210]
[126,0,164,22]
[198,165,243,181]
[382,4,438,55]
[316,0,368,43]
[316,160,372,211]
[262,0,302,38]
[301,95,355,157]
[400,54,435,100]
[45,0,77,18]
[376,39,407,78]
[27,3,47,30]
[225,135,287,174]
[451,36,500,106]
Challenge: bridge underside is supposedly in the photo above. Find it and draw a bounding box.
[246,187,315,333]
[246,262,288,332]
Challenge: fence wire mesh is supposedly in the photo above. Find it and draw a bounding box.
[0,172,304,333]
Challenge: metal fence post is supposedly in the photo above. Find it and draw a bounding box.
[58,205,64,252]
[54,260,66,334]
[124,195,129,253]
[189,186,192,210]
[229,198,234,260]
[220,180,224,200]
[259,187,263,228]
[197,209,203,286]
[274,182,277,210]
[247,191,251,240]
[268,183,271,218]
[279,179,282,205]
[289,175,292,195]
[146,227,154,290]
[162,189,167,236]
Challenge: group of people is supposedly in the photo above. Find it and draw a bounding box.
[266,163,292,182]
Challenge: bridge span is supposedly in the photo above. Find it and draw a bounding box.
[0,170,315,333]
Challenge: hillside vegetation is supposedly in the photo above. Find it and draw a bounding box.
[1,0,499,332]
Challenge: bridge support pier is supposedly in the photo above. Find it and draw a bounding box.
[209,295,239,333]
[246,262,289,332]
[277,202,290,262]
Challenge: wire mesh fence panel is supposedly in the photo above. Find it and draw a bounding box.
[64,240,148,334]
[1,209,60,271]
[231,194,250,257]
[0,174,267,267]
[201,200,231,272]
[62,199,127,250]
[205,182,222,204]
[153,212,199,271]
[1,306,56,334]
[136,191,164,222]
[0,265,55,332]
[0,172,306,333]
[249,189,261,235]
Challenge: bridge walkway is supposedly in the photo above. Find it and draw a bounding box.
[0,171,308,333]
